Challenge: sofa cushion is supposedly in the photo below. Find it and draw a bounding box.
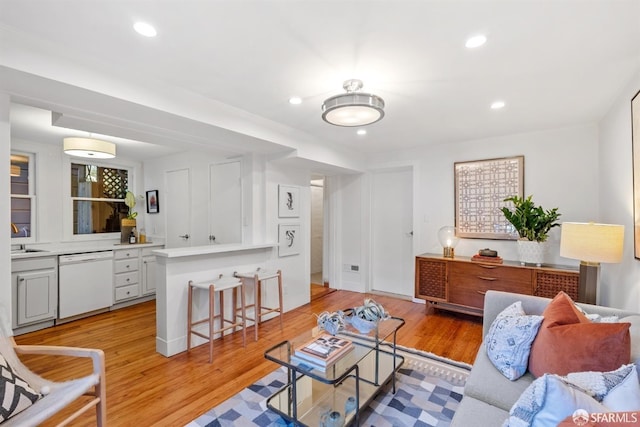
[528,292,630,377]
[620,315,640,369]
[0,354,41,422]
[485,301,544,380]
[503,374,609,427]
[503,364,640,427]
[464,342,536,412]
[450,395,509,427]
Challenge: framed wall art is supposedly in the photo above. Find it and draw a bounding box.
[454,155,524,239]
[632,90,640,258]
[146,190,159,214]
[278,184,300,218]
[278,223,301,257]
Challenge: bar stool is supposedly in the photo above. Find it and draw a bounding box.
[234,268,283,341]
[187,274,246,363]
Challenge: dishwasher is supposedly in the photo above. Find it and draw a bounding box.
[58,251,114,320]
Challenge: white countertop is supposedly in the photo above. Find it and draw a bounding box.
[152,243,276,258]
[10,242,164,260]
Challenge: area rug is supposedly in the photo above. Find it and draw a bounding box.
[186,345,471,427]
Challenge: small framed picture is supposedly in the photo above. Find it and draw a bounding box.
[146,190,159,214]
[278,184,300,218]
[278,223,300,257]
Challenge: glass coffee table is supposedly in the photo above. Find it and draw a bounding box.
[264,316,404,426]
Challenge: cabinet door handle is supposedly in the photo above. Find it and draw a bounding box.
[477,276,498,281]
[477,290,487,295]
[478,264,498,269]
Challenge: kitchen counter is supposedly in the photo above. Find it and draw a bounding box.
[11,242,164,259]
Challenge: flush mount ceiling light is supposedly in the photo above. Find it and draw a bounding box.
[465,34,487,48]
[63,137,116,159]
[134,21,157,37]
[321,79,385,127]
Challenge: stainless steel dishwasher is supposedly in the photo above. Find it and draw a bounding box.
[58,251,113,320]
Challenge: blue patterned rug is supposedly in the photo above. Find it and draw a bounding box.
[186,346,471,427]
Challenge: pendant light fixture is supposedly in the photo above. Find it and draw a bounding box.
[63,137,116,159]
[321,79,385,127]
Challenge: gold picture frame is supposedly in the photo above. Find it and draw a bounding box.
[632,90,640,258]
[454,156,524,239]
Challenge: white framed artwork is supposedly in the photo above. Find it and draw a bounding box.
[278,184,300,218]
[278,223,301,257]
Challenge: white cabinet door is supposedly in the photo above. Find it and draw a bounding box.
[16,269,57,325]
[141,256,156,295]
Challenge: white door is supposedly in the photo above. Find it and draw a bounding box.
[209,161,242,244]
[371,167,413,297]
[166,168,191,248]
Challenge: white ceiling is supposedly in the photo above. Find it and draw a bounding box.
[2,0,640,159]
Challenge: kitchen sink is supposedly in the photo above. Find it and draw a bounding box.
[10,246,48,254]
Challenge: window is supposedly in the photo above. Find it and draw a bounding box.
[11,152,35,240]
[71,163,130,235]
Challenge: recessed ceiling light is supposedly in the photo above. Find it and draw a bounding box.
[491,100,506,110]
[357,129,367,136]
[134,22,157,37]
[288,97,302,105]
[465,34,487,48]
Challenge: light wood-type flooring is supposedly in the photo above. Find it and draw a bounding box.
[15,290,483,426]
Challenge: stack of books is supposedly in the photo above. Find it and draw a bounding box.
[291,334,354,372]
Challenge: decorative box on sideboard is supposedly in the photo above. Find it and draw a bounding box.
[414,254,579,317]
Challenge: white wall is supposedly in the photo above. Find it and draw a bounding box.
[599,71,640,311]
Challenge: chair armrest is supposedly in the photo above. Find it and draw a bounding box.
[14,344,105,377]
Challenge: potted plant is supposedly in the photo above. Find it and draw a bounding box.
[501,195,561,266]
[121,190,138,243]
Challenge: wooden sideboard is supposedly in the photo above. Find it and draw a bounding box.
[415,253,580,317]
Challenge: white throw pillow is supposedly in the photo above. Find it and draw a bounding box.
[485,301,544,381]
[503,375,608,427]
[504,364,640,427]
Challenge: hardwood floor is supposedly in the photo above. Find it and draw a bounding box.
[15,291,483,426]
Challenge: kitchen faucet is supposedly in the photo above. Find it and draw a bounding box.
[11,223,18,234]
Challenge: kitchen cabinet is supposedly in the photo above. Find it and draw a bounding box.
[114,248,141,303]
[141,247,157,295]
[11,257,57,332]
[415,254,579,317]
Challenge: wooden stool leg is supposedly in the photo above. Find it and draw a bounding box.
[240,281,247,347]
[208,285,215,363]
[187,282,193,352]
[220,291,225,333]
[277,270,284,331]
[254,274,260,341]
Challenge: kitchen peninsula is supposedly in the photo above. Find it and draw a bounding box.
[153,243,277,357]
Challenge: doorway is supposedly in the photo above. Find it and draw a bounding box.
[310,176,332,300]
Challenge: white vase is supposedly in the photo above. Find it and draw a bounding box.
[516,240,547,266]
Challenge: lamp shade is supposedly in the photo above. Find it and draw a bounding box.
[438,226,459,248]
[560,222,624,264]
[63,137,116,159]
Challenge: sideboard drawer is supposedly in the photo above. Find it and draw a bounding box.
[449,277,532,309]
[449,261,531,283]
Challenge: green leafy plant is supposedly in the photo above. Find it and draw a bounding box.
[125,191,137,220]
[501,195,561,242]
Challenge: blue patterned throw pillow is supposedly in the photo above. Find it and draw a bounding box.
[485,301,544,380]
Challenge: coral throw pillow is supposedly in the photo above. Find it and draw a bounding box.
[528,291,630,377]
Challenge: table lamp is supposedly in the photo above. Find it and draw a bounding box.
[559,222,624,304]
[438,226,459,258]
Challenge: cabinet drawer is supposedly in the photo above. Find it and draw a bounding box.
[114,259,139,274]
[114,284,140,301]
[115,249,140,260]
[449,262,531,283]
[449,277,532,309]
[115,271,139,287]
